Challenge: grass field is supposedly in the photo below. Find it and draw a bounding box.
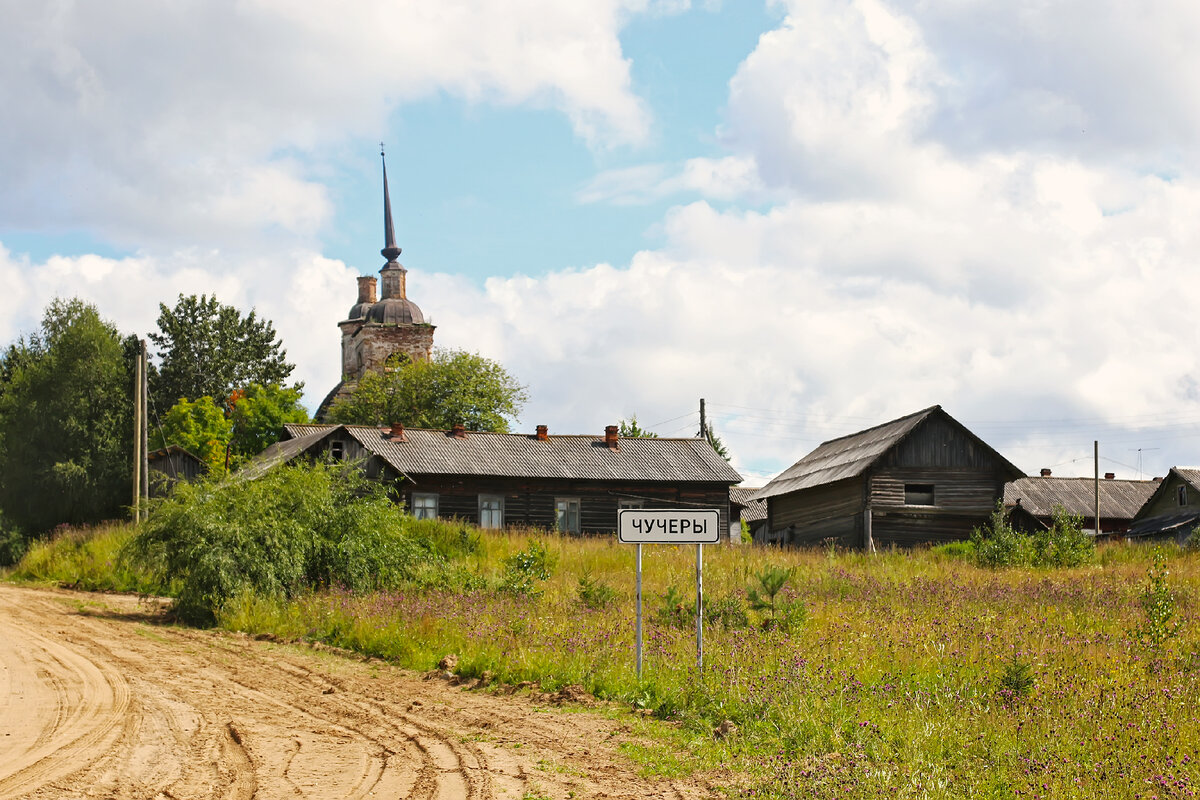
[8,521,1200,798]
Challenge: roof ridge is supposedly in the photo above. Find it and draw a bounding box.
[815,404,941,447]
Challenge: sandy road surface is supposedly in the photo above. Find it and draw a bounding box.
[0,585,717,800]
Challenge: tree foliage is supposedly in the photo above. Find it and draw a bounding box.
[328,348,526,432]
[229,383,310,458]
[618,415,659,438]
[152,396,232,474]
[153,383,310,473]
[149,294,295,408]
[0,299,133,532]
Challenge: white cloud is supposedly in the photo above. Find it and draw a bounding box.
[578,156,767,204]
[0,0,651,245]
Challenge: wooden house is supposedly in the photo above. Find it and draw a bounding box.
[1004,472,1157,536]
[147,445,207,496]
[1126,468,1200,544]
[251,422,742,537]
[752,405,1024,548]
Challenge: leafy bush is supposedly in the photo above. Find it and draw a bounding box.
[1134,548,1182,664]
[972,502,1095,568]
[577,571,618,610]
[125,463,457,624]
[0,517,27,567]
[930,540,975,560]
[498,540,554,597]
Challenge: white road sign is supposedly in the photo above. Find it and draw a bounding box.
[618,509,720,544]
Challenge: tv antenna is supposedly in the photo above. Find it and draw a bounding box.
[1128,447,1160,479]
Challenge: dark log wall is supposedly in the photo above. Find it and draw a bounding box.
[882,415,999,469]
[767,479,863,547]
[399,476,732,537]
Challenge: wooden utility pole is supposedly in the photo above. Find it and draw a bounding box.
[132,341,142,520]
[140,340,149,519]
[699,398,707,439]
[1094,440,1100,536]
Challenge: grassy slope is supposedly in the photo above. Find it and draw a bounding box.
[8,523,1200,798]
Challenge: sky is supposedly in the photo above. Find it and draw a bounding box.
[4,0,1200,486]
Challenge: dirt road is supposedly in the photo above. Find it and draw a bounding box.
[0,585,717,799]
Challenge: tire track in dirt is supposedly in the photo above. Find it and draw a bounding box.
[0,586,720,799]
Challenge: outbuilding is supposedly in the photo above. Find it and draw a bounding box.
[752,405,1024,548]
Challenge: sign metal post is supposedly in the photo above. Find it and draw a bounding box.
[619,509,719,678]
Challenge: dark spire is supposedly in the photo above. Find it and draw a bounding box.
[380,144,402,263]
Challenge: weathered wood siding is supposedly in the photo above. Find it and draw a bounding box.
[881,415,1000,470]
[766,478,863,547]
[400,477,732,536]
[869,469,1001,510]
[1139,475,1200,520]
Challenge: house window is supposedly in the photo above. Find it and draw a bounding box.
[329,441,345,461]
[555,498,581,534]
[1179,486,1189,506]
[904,483,935,506]
[617,498,644,510]
[411,492,439,520]
[479,494,504,529]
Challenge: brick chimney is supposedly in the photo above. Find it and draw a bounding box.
[1104,472,1115,480]
[386,422,406,442]
[1040,468,1052,477]
[604,425,619,450]
[357,276,377,304]
[450,423,466,439]
[535,425,548,441]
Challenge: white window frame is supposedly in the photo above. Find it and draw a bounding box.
[479,494,504,529]
[555,497,581,534]
[617,498,644,510]
[411,492,439,520]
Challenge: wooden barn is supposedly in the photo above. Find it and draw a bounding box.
[1125,468,1200,544]
[147,445,207,496]
[1004,472,1157,536]
[251,422,742,537]
[752,405,1024,548]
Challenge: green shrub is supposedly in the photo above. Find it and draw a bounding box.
[124,463,459,624]
[652,585,694,628]
[972,502,1094,568]
[577,571,618,609]
[0,518,27,567]
[1134,548,1182,663]
[748,564,805,631]
[705,593,750,629]
[499,539,554,597]
[930,540,976,560]
[997,653,1036,701]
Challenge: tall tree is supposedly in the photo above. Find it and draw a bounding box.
[152,396,233,475]
[328,348,526,432]
[228,383,309,459]
[149,294,295,407]
[0,299,133,532]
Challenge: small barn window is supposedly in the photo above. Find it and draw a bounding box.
[479,494,504,529]
[555,498,581,534]
[904,483,935,506]
[329,441,345,461]
[411,492,439,520]
[1179,486,1189,506]
[618,498,644,510]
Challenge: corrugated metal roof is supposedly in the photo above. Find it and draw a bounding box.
[283,424,742,484]
[1004,476,1157,520]
[751,406,939,501]
[242,428,337,480]
[729,487,766,521]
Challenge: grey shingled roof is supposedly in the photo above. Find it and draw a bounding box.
[730,487,766,521]
[752,405,1023,502]
[282,424,742,484]
[241,428,338,480]
[1004,476,1157,520]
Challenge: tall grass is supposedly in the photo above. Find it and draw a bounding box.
[222,535,1200,798]
[4,521,165,594]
